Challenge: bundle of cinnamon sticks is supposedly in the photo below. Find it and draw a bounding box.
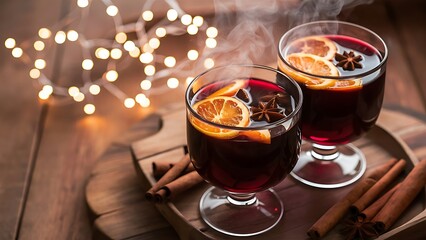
[308,158,426,239]
[145,154,204,203]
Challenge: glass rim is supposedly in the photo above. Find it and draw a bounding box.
[278,20,389,80]
[185,64,303,131]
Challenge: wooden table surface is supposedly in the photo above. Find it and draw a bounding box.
[1,0,425,239]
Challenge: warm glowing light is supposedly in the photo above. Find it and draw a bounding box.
[38,28,51,39]
[5,38,16,49]
[34,59,46,69]
[164,56,176,67]
[110,48,122,59]
[89,84,101,95]
[204,58,215,69]
[167,78,179,89]
[38,90,50,100]
[123,41,136,51]
[181,14,192,26]
[43,85,54,95]
[95,47,110,59]
[148,38,160,49]
[206,27,218,38]
[77,0,89,8]
[128,47,140,58]
[55,31,66,44]
[167,9,178,21]
[206,38,217,48]
[34,41,45,51]
[142,43,154,53]
[135,93,147,103]
[115,32,127,44]
[84,104,95,115]
[106,5,119,16]
[105,70,118,82]
[139,97,150,108]
[74,92,85,102]
[68,86,80,97]
[193,16,204,27]
[29,69,41,79]
[140,80,152,90]
[67,30,79,41]
[187,50,198,60]
[187,24,198,35]
[124,98,135,108]
[186,77,194,85]
[144,65,155,76]
[12,48,23,58]
[139,52,153,64]
[82,59,94,70]
[155,27,166,38]
[142,10,154,21]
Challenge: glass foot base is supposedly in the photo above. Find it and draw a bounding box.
[199,186,283,237]
[290,142,366,188]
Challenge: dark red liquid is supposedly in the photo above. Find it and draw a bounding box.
[280,35,385,145]
[187,79,301,193]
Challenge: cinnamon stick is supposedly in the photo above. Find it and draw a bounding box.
[307,159,400,239]
[350,159,406,214]
[360,183,400,221]
[373,159,426,233]
[307,178,376,239]
[153,171,204,203]
[152,160,195,179]
[145,154,191,201]
[368,158,398,180]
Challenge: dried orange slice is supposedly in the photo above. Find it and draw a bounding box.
[281,53,338,89]
[287,36,337,60]
[191,96,250,139]
[239,129,271,144]
[208,79,247,98]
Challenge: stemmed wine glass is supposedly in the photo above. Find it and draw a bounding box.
[278,21,388,188]
[185,65,303,236]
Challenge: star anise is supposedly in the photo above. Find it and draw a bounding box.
[340,215,378,240]
[250,97,285,123]
[259,92,289,106]
[335,51,363,71]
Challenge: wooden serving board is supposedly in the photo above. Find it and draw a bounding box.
[131,108,426,240]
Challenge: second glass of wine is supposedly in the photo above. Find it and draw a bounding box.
[278,20,388,188]
[185,65,303,236]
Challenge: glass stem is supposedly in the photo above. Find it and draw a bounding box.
[227,192,258,206]
[311,143,340,161]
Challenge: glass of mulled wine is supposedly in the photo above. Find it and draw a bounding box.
[185,65,303,236]
[278,20,388,188]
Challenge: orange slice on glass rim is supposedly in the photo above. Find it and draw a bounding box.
[208,79,247,98]
[329,78,362,91]
[191,96,250,139]
[287,36,337,60]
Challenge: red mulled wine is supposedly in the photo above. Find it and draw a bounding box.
[279,35,385,145]
[186,78,301,193]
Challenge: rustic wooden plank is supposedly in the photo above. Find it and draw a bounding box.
[0,0,67,239]
[344,0,426,114]
[386,0,426,111]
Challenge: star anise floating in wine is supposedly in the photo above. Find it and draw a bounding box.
[251,93,285,123]
[335,51,363,71]
[340,215,378,240]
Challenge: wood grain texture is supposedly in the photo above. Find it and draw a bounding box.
[0,0,67,239]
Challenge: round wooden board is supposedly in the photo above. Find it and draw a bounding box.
[86,107,426,239]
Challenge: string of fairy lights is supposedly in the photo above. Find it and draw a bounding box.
[3,0,219,114]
